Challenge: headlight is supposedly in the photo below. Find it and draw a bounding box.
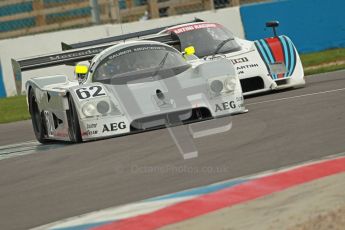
[82,100,118,117]
[210,80,224,94]
[82,103,98,117]
[224,77,237,92]
[97,101,110,114]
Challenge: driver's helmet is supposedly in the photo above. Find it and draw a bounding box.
[74,62,89,84]
[76,72,87,83]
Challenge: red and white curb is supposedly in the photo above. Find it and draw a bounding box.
[33,153,345,230]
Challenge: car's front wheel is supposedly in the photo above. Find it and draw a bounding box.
[66,94,82,143]
[28,89,48,143]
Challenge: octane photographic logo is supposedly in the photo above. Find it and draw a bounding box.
[111,70,233,160]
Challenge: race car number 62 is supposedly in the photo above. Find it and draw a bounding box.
[75,86,106,100]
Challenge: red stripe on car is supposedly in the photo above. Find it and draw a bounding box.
[265,37,285,79]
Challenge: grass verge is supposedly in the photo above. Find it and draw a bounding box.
[301,48,345,67]
[304,63,345,76]
[301,48,345,75]
[0,95,30,124]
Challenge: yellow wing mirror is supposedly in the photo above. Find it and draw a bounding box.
[75,64,89,75]
[184,46,195,56]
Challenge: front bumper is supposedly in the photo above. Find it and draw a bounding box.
[79,93,246,141]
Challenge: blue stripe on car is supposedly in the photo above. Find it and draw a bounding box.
[254,41,271,75]
[255,41,271,67]
[278,36,290,77]
[285,36,296,76]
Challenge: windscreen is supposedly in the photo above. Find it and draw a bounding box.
[93,44,190,84]
[171,23,241,57]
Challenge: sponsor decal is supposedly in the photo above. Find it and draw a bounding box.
[108,49,132,60]
[88,130,98,135]
[75,85,106,100]
[269,62,287,75]
[172,23,218,34]
[86,123,97,129]
[236,96,244,102]
[82,130,98,136]
[205,54,226,61]
[236,64,259,70]
[102,122,127,133]
[83,123,98,136]
[49,48,104,61]
[215,101,236,112]
[106,45,173,61]
[133,46,166,52]
[230,57,248,65]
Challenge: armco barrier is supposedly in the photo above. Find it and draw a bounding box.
[0,62,6,97]
[240,0,345,53]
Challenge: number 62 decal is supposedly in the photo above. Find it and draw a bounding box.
[75,86,107,100]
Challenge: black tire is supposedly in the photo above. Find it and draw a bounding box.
[28,89,48,144]
[67,95,82,143]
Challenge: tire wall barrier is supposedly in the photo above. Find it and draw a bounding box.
[240,0,345,53]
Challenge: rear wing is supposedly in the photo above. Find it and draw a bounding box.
[11,33,180,95]
[11,43,112,95]
[11,18,203,94]
[62,18,203,50]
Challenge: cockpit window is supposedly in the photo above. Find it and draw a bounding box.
[170,23,241,57]
[93,44,190,84]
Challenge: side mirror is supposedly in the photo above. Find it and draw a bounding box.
[184,46,196,56]
[265,20,279,37]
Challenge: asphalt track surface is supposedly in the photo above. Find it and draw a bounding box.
[0,71,345,230]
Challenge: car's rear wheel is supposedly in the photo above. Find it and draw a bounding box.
[67,94,82,143]
[28,89,48,144]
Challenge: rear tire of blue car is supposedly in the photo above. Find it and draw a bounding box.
[29,89,48,144]
[67,95,82,143]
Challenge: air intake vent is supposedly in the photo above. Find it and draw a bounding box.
[240,77,265,93]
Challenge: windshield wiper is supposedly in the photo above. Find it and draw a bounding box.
[212,38,235,56]
[152,52,169,78]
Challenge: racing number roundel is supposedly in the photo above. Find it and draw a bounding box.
[75,86,106,100]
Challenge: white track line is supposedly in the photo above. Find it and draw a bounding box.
[246,87,345,106]
[0,140,66,161]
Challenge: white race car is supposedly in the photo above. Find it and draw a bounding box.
[12,40,246,143]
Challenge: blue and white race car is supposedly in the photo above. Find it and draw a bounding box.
[158,20,305,95]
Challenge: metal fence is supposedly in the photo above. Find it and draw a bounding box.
[0,0,267,39]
